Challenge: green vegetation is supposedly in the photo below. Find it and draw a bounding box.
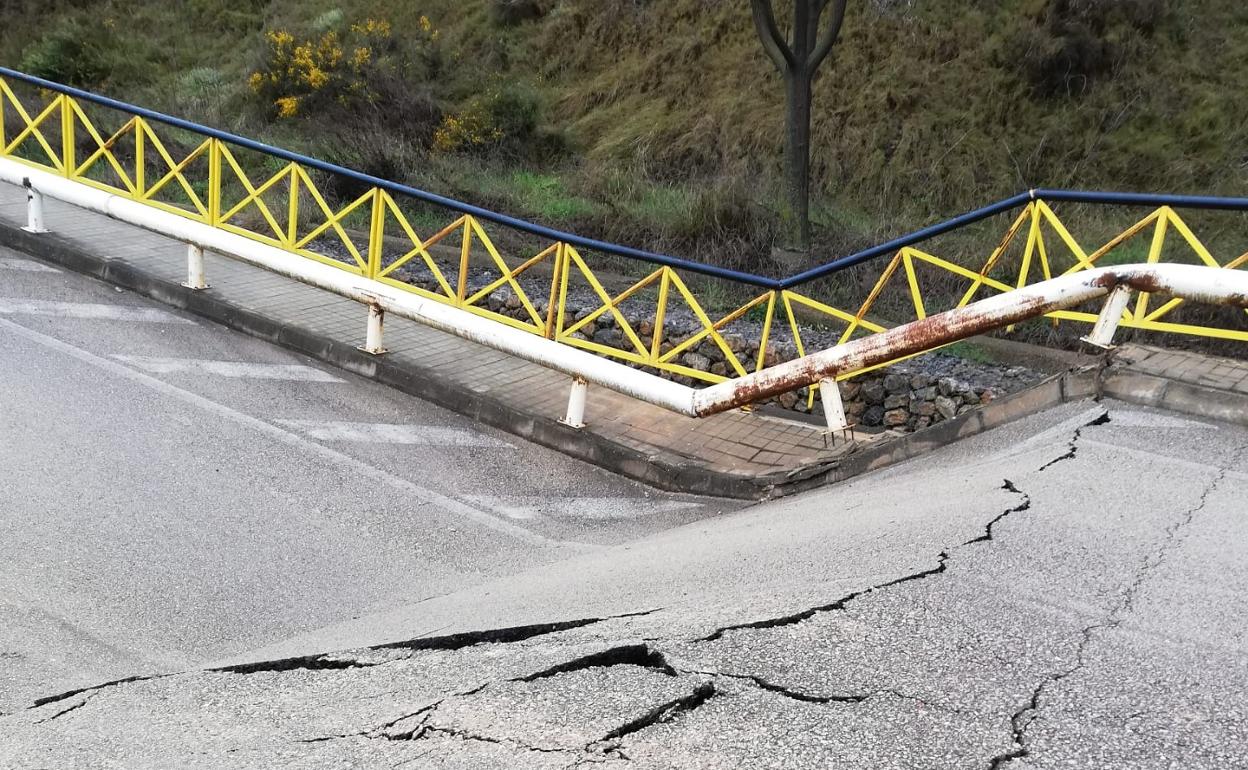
[943,341,996,365]
[503,172,594,221]
[2,0,1246,274]
[1097,236,1154,267]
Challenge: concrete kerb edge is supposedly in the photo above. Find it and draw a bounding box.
[9,220,1239,500]
[1102,366,1248,428]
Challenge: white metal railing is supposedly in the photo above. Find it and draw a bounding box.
[5,156,1248,433]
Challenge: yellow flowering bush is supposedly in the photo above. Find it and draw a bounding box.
[351,18,392,37]
[248,16,439,120]
[433,103,505,152]
[434,87,540,155]
[274,96,300,118]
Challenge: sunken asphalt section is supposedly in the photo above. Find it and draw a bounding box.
[2,400,1246,768]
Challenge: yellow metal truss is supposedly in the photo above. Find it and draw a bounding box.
[1,76,1244,401]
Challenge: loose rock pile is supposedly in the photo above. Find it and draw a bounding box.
[839,370,998,431]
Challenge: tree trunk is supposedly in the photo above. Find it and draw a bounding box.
[751,0,847,255]
[784,69,813,250]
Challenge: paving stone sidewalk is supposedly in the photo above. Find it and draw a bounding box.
[1119,343,1248,395]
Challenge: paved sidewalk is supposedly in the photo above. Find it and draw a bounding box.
[1102,342,1248,429]
[0,180,866,498]
[1119,343,1248,395]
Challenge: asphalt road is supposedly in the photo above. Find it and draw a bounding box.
[2,246,1247,768]
[0,244,733,709]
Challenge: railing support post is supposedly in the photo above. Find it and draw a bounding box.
[182,243,208,290]
[560,376,588,429]
[21,179,48,234]
[819,378,850,434]
[361,303,387,355]
[1081,284,1132,349]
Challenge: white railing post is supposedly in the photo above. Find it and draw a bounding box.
[22,179,48,234]
[361,304,386,355]
[561,377,588,429]
[182,243,208,290]
[819,378,850,434]
[1081,284,1132,348]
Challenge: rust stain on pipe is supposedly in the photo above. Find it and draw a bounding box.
[695,265,1248,417]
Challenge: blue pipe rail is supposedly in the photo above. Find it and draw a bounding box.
[779,193,1036,288]
[4,66,1247,292]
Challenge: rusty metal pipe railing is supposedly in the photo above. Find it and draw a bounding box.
[694,264,1248,416]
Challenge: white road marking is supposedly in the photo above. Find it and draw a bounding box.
[0,299,192,323]
[0,317,572,549]
[463,496,701,521]
[112,356,343,382]
[0,257,60,273]
[277,420,512,447]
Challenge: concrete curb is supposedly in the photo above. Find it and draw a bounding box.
[0,220,1167,501]
[1101,367,1248,429]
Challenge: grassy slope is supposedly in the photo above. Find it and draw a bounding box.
[2,0,1246,271]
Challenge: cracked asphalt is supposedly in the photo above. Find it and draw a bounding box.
[3,248,1248,768]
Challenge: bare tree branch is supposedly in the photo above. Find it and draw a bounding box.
[793,0,814,65]
[750,0,795,72]
[809,0,848,69]
[803,0,822,60]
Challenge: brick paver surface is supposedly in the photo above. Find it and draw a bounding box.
[1119,343,1248,395]
[0,181,859,484]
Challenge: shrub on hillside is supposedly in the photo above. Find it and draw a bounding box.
[248,15,441,135]
[433,87,542,156]
[316,127,428,202]
[174,67,232,121]
[491,0,547,26]
[19,20,110,87]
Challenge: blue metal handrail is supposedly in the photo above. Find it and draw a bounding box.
[4,66,1247,292]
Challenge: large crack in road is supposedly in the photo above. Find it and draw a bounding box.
[285,410,1118,762]
[15,404,1238,769]
[691,415,1100,648]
